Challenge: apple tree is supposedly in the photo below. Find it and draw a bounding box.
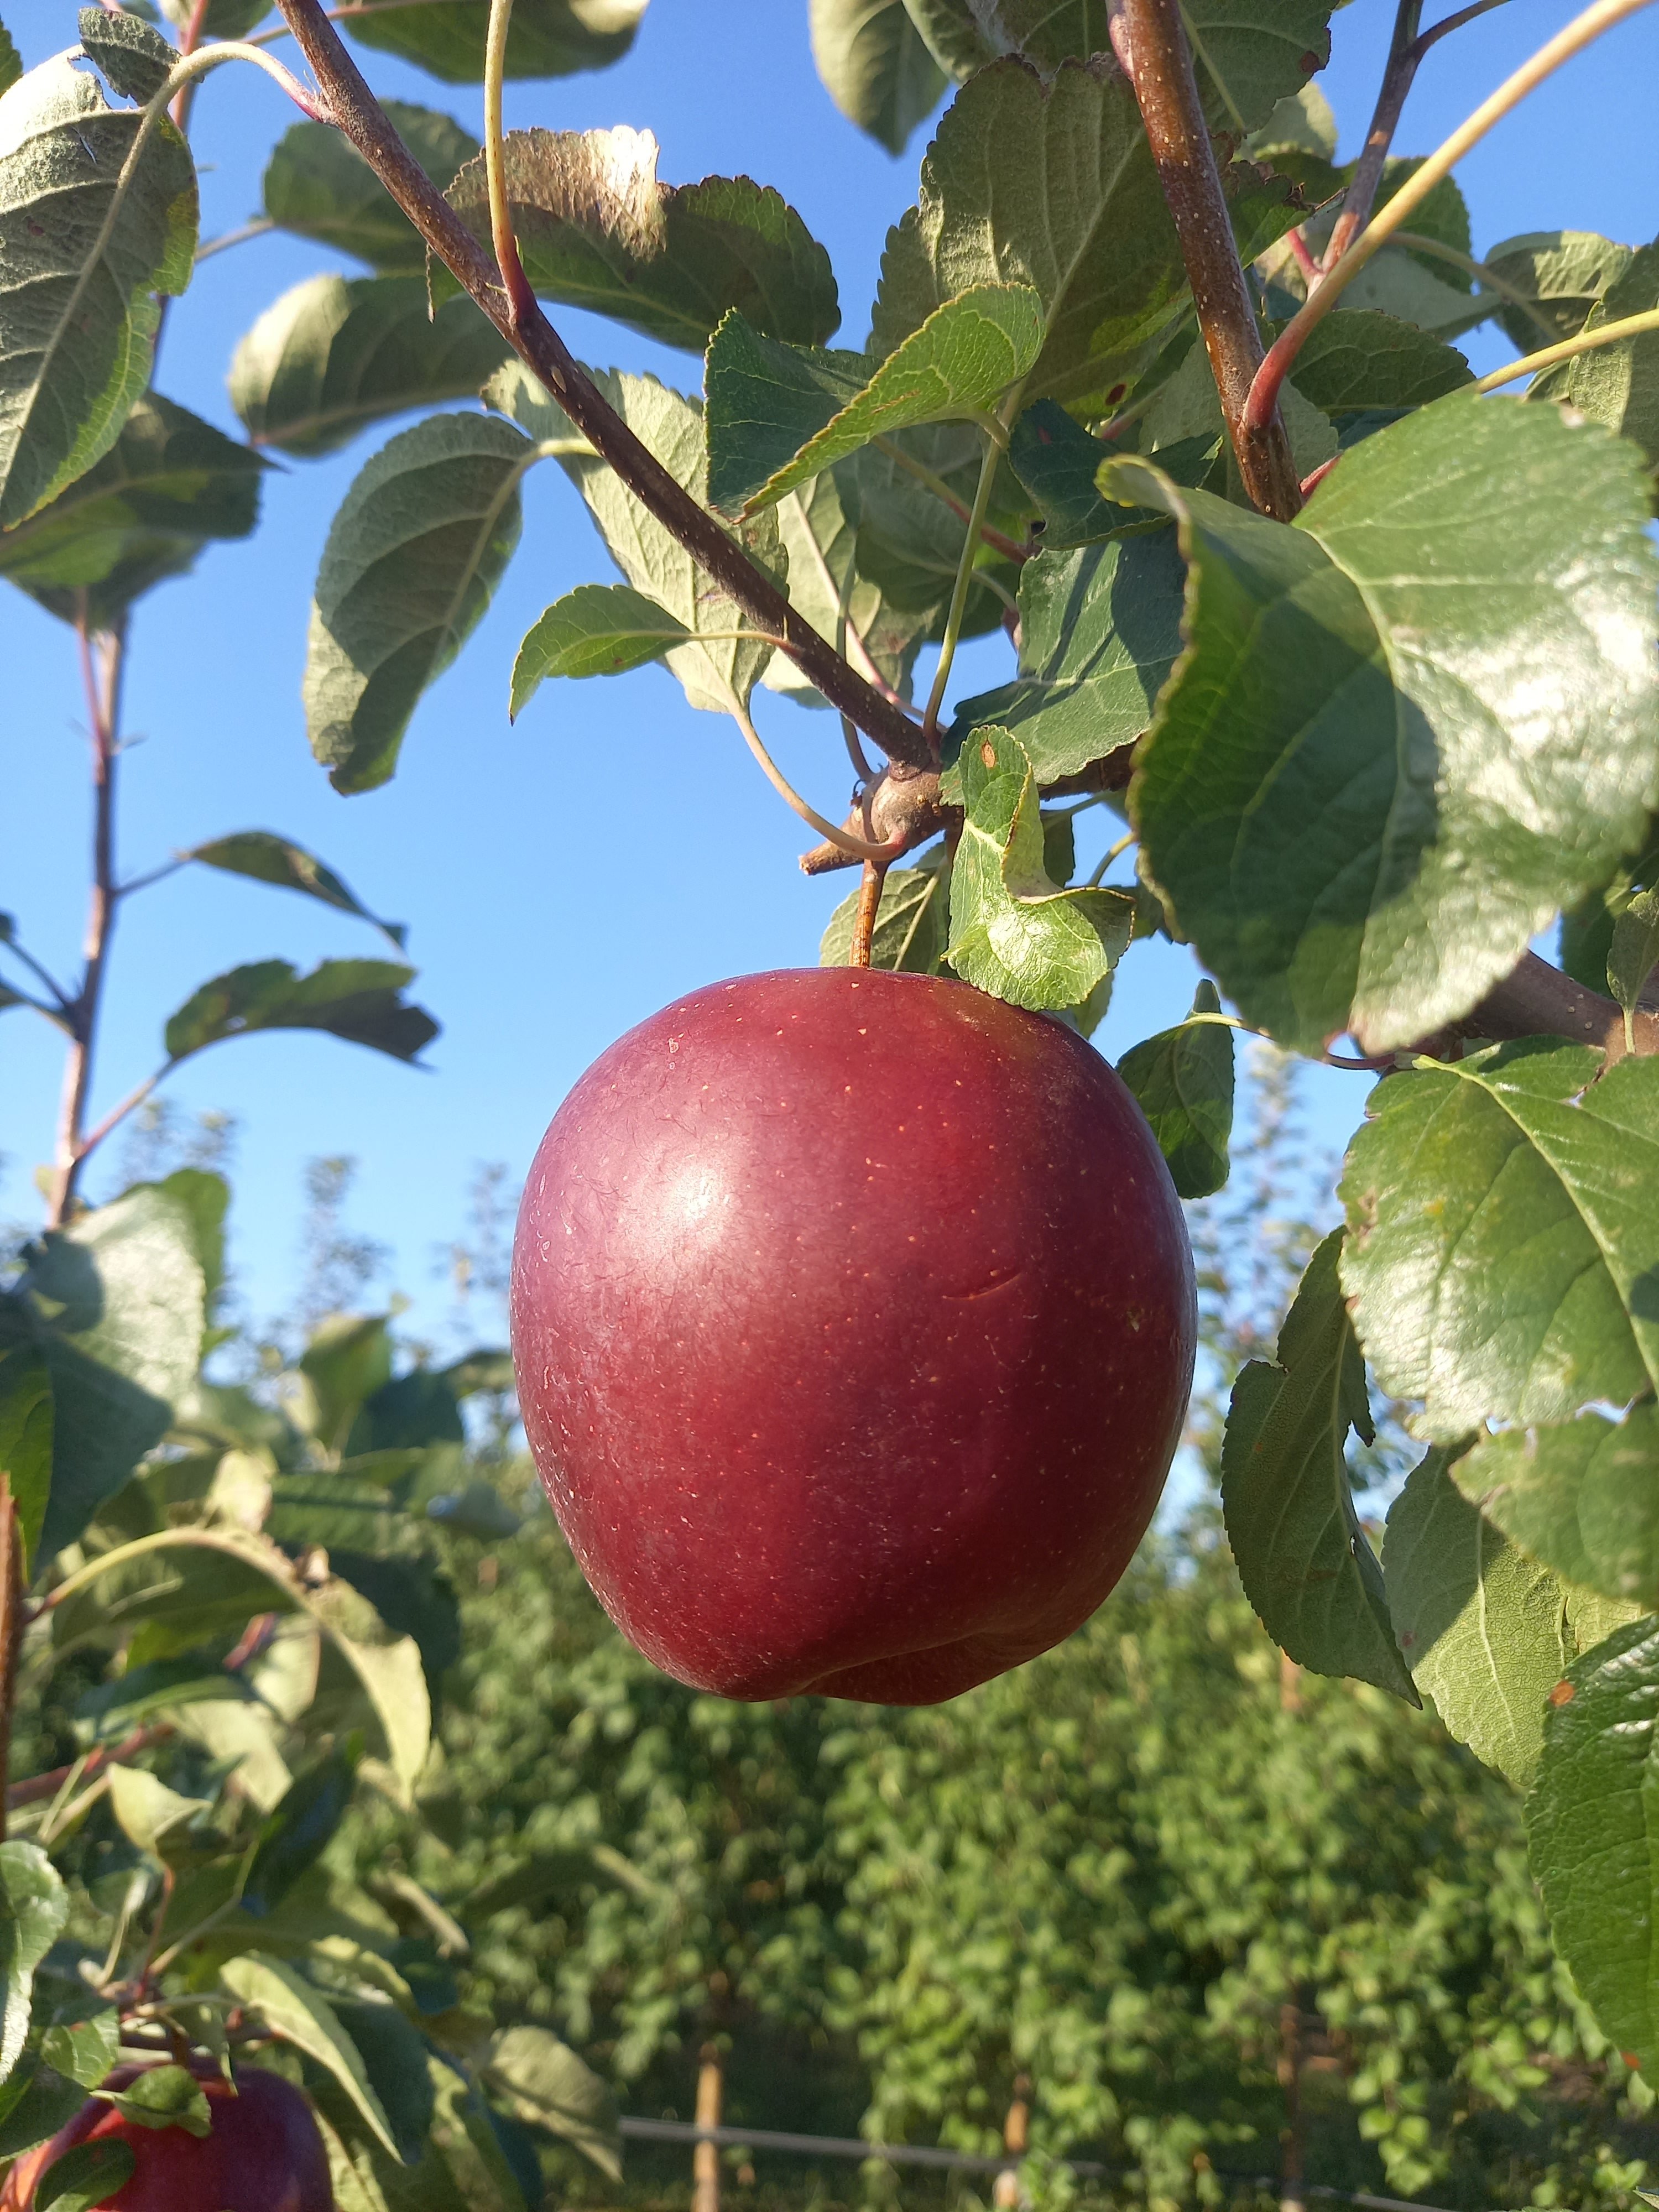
[4,0,1659,2196]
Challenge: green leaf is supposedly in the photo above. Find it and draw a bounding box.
[1561,823,1659,992]
[0,392,265,627]
[445,128,838,350]
[328,1550,458,1697]
[1117,981,1235,1201]
[1220,1229,1415,1699]
[107,1767,213,1861]
[0,1346,51,1575]
[35,2142,137,2211]
[1381,1446,1572,1787]
[263,104,478,273]
[947,726,1135,1010]
[1119,398,1659,1054]
[0,2070,86,2162]
[306,1579,432,1794]
[847,419,1027,623]
[488,359,785,718]
[8,1179,208,1564]
[242,1752,358,1919]
[182,832,406,948]
[0,1846,67,2084]
[950,529,1187,782]
[0,54,197,526]
[153,0,269,35]
[1527,1613,1659,2076]
[50,1527,300,1661]
[510,583,690,717]
[75,1657,257,1744]
[342,0,645,84]
[1339,1043,1659,1441]
[330,2001,434,2165]
[231,275,512,462]
[425,1481,522,1539]
[1484,228,1634,350]
[872,59,1193,415]
[760,466,930,708]
[704,320,881,518]
[161,959,439,1066]
[1610,888,1659,1034]
[810,0,946,153]
[1138,325,1337,487]
[732,286,1044,516]
[96,2064,211,2136]
[903,0,1330,134]
[1007,400,1218,550]
[39,2006,118,2093]
[296,1315,394,1457]
[1537,241,1659,474]
[484,2025,620,2179]
[77,9,176,106]
[0,20,18,98]
[217,1954,400,2161]
[306,412,535,793]
[821,852,950,973]
[347,1368,465,1456]
[1453,1405,1659,1612]
[1270,309,1472,421]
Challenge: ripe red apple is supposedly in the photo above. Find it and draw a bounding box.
[512,968,1196,1703]
[0,2063,332,2211]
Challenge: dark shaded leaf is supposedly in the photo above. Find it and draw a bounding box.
[811,0,946,153]
[295,1316,394,1457]
[217,1953,401,2159]
[1279,309,1472,418]
[96,2064,211,2135]
[306,412,534,792]
[76,9,175,106]
[1484,228,1633,351]
[343,0,645,84]
[242,1752,358,1919]
[264,104,478,273]
[162,959,438,1066]
[328,1551,460,1698]
[184,832,405,948]
[35,2140,135,2211]
[821,852,950,973]
[1117,980,1234,1199]
[1455,1405,1659,1610]
[75,1657,256,1744]
[329,2000,433,2164]
[0,1848,67,2083]
[0,393,265,627]
[0,1345,51,1574]
[231,274,512,461]
[0,57,197,525]
[703,316,869,516]
[446,128,838,349]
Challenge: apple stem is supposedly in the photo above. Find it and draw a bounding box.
[851,859,890,970]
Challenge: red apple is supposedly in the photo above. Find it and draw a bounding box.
[512,968,1196,1704]
[0,2064,332,2211]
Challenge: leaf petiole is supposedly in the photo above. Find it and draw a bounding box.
[1474,305,1659,392]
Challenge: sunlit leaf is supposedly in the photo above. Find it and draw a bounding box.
[510,583,689,717]
[810,0,945,153]
[1454,1404,1659,1611]
[1117,981,1235,1201]
[162,959,438,1066]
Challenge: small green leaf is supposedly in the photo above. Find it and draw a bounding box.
[0,1846,67,2084]
[1119,399,1659,1054]
[703,317,869,517]
[484,2025,620,2179]
[488,360,785,719]
[1222,1229,1416,1699]
[306,412,535,793]
[951,529,1187,782]
[510,583,690,717]
[218,1954,402,2159]
[231,274,512,461]
[295,1315,394,1457]
[77,9,176,106]
[183,832,405,948]
[1117,982,1235,1200]
[820,853,950,974]
[306,1584,431,1796]
[96,2063,212,2136]
[241,1752,358,1919]
[0,2069,85,2161]
[153,0,269,35]
[1339,1044,1659,1442]
[1609,888,1659,1039]
[1561,823,1659,992]
[0,392,267,628]
[0,55,198,526]
[1008,400,1218,551]
[0,1346,50,1575]
[1483,229,1634,350]
[107,1767,213,1860]
[263,104,478,273]
[1383,1446,1574,1787]
[1453,1405,1659,1610]
[445,127,838,350]
[1526,1613,1659,2077]
[341,0,645,85]
[947,727,1134,1011]
[810,0,945,154]
[736,286,1044,516]
[35,2141,136,2211]
[161,959,439,1066]
[1271,308,1472,421]
[39,2006,118,2093]
[761,466,930,708]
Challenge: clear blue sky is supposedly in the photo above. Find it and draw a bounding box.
[4,0,1657,1348]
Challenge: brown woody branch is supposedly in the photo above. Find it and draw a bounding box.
[270,0,931,771]
[1455,950,1658,1063]
[1116,0,1302,522]
[1321,0,1424,269]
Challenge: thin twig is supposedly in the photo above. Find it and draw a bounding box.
[1248,0,1659,431]
[1473,304,1659,390]
[1321,0,1424,272]
[833,559,877,784]
[270,0,931,769]
[483,0,535,327]
[870,437,1032,565]
[921,430,1004,742]
[194,217,276,264]
[1118,0,1302,519]
[0,937,73,1011]
[1413,0,1512,58]
[732,706,904,860]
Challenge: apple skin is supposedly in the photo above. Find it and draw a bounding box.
[0,2064,333,2211]
[512,967,1196,1704]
